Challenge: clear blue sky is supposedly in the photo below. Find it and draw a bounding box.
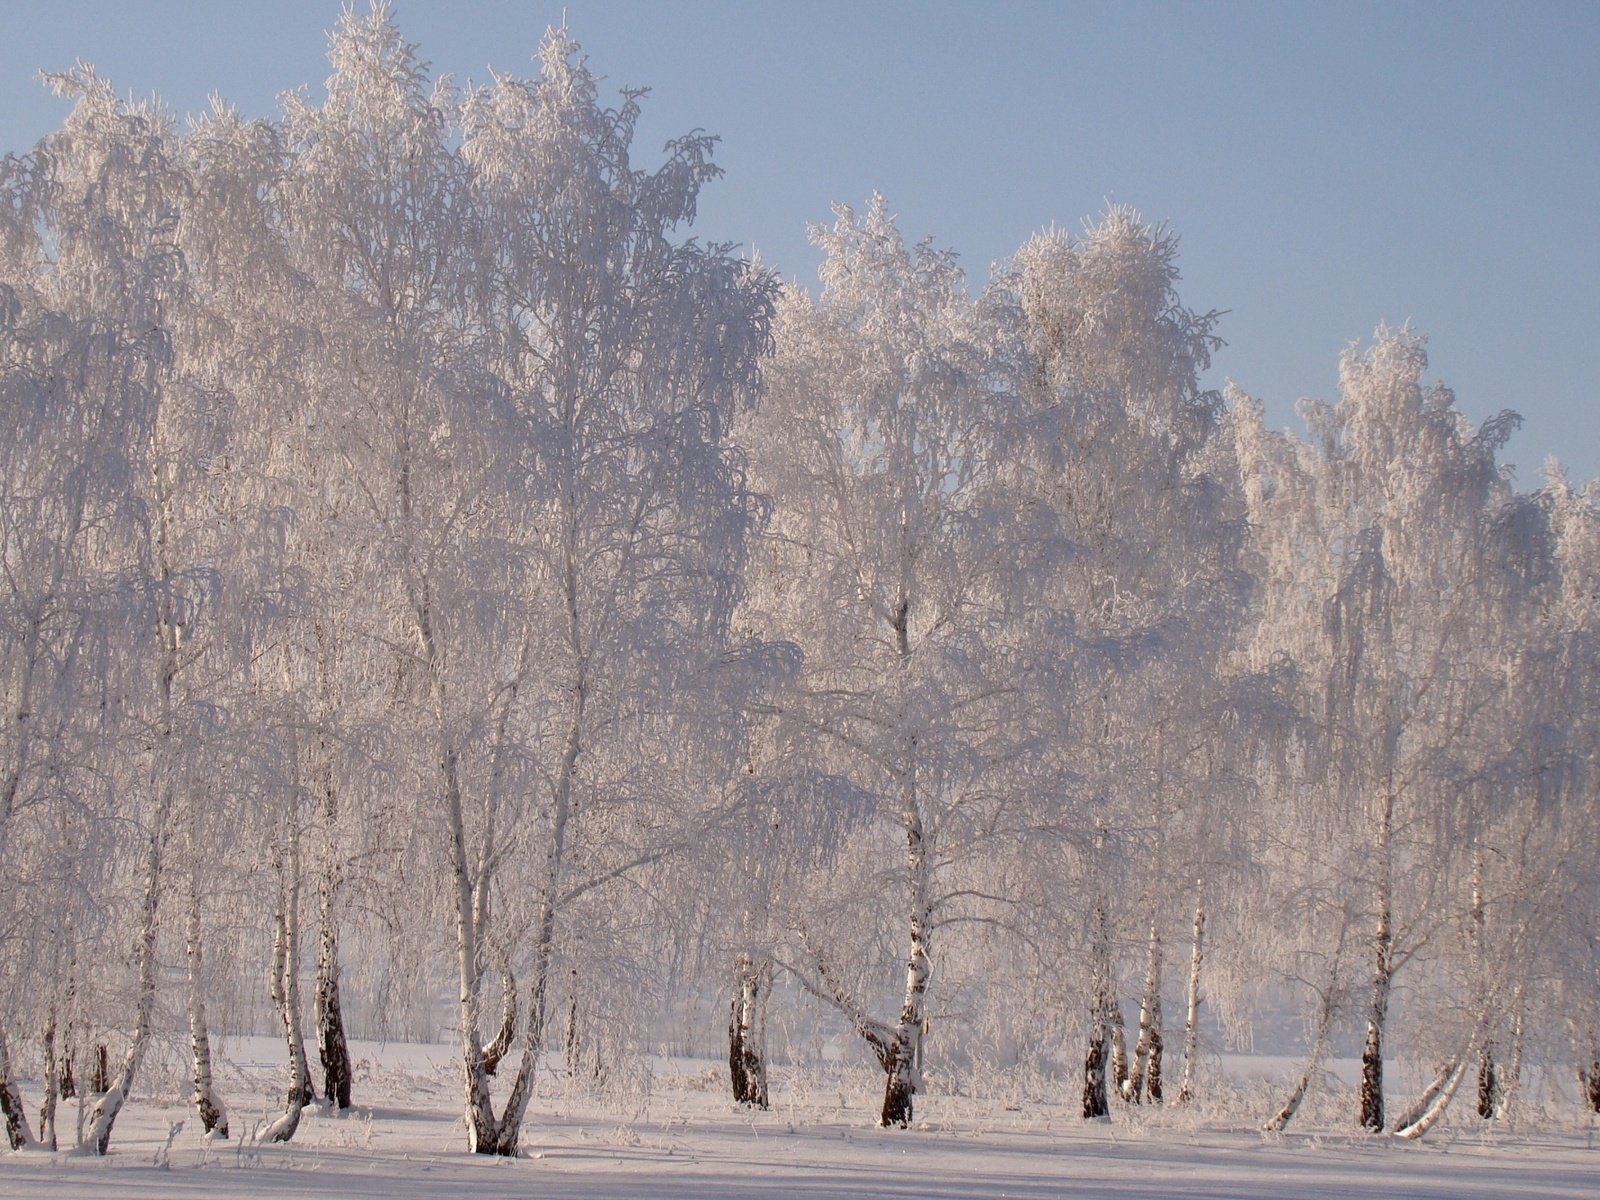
[3,1,1596,483]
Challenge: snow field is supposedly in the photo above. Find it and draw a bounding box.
[4,1038,1599,1198]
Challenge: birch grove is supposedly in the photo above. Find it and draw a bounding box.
[0,2,1598,1155]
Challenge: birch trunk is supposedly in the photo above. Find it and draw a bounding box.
[0,1025,34,1150]
[264,819,312,1143]
[880,785,931,1128]
[480,960,517,1078]
[1109,1000,1130,1101]
[186,814,228,1136]
[728,953,771,1108]
[39,1011,57,1150]
[1176,888,1205,1105]
[1392,1058,1468,1139]
[1494,989,1524,1120]
[85,795,169,1155]
[1264,925,1345,1133]
[1358,788,1394,1133]
[1082,900,1113,1119]
[1128,919,1163,1103]
[1468,847,1495,1121]
[880,596,930,1130]
[1264,987,1335,1132]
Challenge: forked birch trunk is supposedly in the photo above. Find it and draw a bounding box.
[480,958,517,1078]
[1176,887,1205,1105]
[1128,919,1163,1103]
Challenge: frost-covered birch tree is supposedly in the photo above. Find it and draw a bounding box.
[739,196,1025,1127]
[1233,327,1539,1133]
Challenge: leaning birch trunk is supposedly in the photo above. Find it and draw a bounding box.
[186,814,228,1137]
[1128,919,1163,1103]
[1264,987,1335,1132]
[1392,1058,1469,1139]
[0,1025,35,1150]
[728,952,771,1108]
[264,820,312,1143]
[1176,887,1205,1104]
[85,789,172,1155]
[1358,788,1395,1133]
[480,958,517,1078]
[1264,924,1344,1133]
[1082,900,1113,1119]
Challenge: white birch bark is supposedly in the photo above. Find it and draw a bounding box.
[1176,887,1205,1105]
[1358,785,1395,1133]
[85,791,171,1155]
[185,811,228,1137]
[1128,918,1163,1103]
[0,1025,35,1150]
[1082,900,1113,1119]
[264,817,311,1143]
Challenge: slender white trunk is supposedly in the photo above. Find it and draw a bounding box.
[1265,923,1345,1132]
[1176,887,1205,1104]
[880,793,931,1128]
[86,790,170,1155]
[1264,988,1334,1132]
[1082,900,1113,1119]
[264,819,311,1143]
[1393,1059,1468,1139]
[1359,787,1394,1133]
[1128,919,1163,1103]
[311,624,353,1111]
[1109,1001,1130,1100]
[1494,986,1525,1121]
[186,810,228,1137]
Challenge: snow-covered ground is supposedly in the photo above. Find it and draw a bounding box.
[4,1039,1598,1198]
